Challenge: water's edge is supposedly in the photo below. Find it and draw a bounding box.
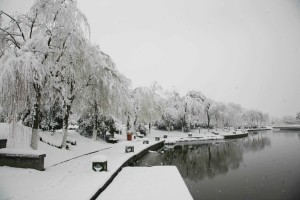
[90,141,164,200]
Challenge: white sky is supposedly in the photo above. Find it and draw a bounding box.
[1,0,300,118]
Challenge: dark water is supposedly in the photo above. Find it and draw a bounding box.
[135,130,300,200]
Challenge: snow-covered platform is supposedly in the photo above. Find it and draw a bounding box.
[212,130,248,139]
[97,166,193,200]
[273,125,300,131]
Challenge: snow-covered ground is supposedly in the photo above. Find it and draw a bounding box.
[98,166,193,200]
[0,127,160,200]
[0,126,220,200]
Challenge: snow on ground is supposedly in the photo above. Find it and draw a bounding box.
[0,148,45,157]
[0,123,31,148]
[0,129,160,200]
[98,166,193,200]
[150,128,224,143]
[0,123,9,140]
[0,126,220,200]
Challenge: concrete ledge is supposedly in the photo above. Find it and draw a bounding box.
[0,148,46,171]
[223,132,248,139]
[0,139,7,149]
[90,141,164,200]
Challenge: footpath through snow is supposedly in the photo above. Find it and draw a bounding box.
[0,125,222,200]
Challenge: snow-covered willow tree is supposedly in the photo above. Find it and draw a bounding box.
[1,0,92,149]
[28,0,93,148]
[131,83,163,129]
[0,7,49,149]
[78,45,130,141]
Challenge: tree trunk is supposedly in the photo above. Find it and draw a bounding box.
[62,104,71,149]
[206,110,210,132]
[126,114,131,131]
[92,129,97,141]
[31,84,41,150]
[92,101,98,141]
[133,115,138,127]
[183,103,187,132]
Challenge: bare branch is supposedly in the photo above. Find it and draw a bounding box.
[0,11,26,42]
[0,27,20,49]
[29,12,38,39]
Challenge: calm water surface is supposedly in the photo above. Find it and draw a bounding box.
[135,130,300,200]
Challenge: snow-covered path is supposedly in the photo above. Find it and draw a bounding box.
[98,166,193,200]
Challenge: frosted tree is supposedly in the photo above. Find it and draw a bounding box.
[210,102,223,128]
[186,90,206,127]
[203,98,215,130]
[0,7,49,149]
[131,83,163,131]
[32,0,94,148]
[297,112,300,121]
[79,45,130,141]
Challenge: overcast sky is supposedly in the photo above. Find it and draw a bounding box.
[1,0,300,118]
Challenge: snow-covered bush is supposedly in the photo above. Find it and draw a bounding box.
[19,100,63,131]
[77,114,119,138]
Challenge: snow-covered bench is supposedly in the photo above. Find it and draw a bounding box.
[135,132,145,138]
[0,148,46,171]
[105,133,118,143]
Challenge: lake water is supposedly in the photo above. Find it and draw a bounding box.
[134,130,300,200]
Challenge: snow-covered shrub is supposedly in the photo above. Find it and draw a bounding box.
[78,114,119,137]
[77,114,94,137]
[18,100,63,131]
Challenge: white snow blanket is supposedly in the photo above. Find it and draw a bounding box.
[98,166,193,200]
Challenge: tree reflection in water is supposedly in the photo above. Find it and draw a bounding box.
[135,133,271,181]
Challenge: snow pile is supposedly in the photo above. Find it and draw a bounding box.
[98,166,193,200]
[0,148,46,157]
[0,123,32,149]
[0,123,9,139]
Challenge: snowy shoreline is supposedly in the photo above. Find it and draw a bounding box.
[0,127,246,200]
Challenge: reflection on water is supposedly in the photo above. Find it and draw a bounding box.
[135,131,300,200]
